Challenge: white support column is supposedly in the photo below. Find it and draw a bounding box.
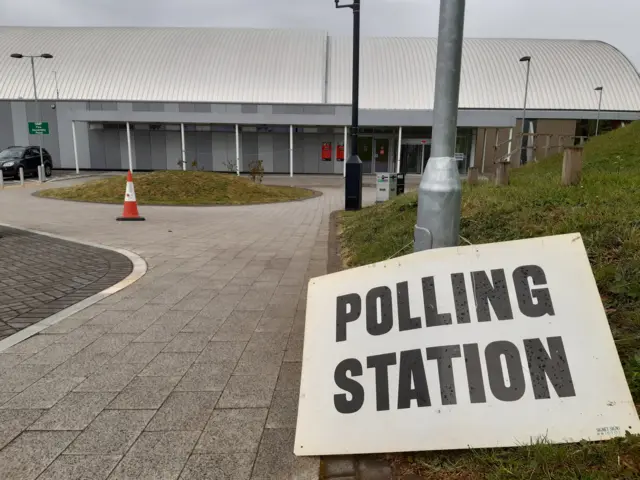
[126,122,133,172]
[289,125,294,177]
[469,128,477,168]
[71,120,79,174]
[396,126,403,173]
[481,129,488,173]
[507,127,513,163]
[180,123,186,171]
[343,126,348,177]
[235,124,240,176]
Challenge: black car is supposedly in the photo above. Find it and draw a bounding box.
[0,146,53,179]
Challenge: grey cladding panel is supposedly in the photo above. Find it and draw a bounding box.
[134,130,152,170]
[303,105,336,115]
[89,128,106,169]
[242,132,258,168]
[132,103,150,112]
[0,103,15,149]
[179,103,195,113]
[272,134,290,173]
[257,133,273,172]
[196,131,213,171]
[149,103,164,112]
[102,103,118,111]
[151,131,167,170]
[88,102,102,111]
[194,103,211,113]
[104,128,122,170]
[241,104,258,114]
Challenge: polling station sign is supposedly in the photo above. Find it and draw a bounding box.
[294,234,640,456]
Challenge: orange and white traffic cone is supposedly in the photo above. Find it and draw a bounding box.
[116,171,145,221]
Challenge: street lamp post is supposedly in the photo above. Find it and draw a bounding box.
[10,53,53,179]
[335,0,363,211]
[519,56,532,164]
[414,0,466,252]
[594,86,604,136]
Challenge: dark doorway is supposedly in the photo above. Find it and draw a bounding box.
[357,137,373,173]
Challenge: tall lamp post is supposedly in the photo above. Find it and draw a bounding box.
[414,0,466,252]
[519,55,532,164]
[335,0,363,211]
[10,53,54,178]
[594,86,604,136]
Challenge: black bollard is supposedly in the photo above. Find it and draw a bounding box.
[345,155,363,211]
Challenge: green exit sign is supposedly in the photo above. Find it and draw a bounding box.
[28,122,49,135]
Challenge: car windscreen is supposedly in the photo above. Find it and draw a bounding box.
[0,148,25,159]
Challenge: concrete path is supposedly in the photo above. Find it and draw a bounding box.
[0,178,374,480]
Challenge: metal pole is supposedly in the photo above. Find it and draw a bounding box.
[520,59,531,146]
[235,124,240,176]
[289,124,294,177]
[180,123,186,170]
[481,129,487,173]
[507,127,513,163]
[396,126,403,173]
[595,88,603,136]
[126,122,133,172]
[343,126,348,177]
[72,120,79,174]
[414,0,466,252]
[30,57,45,174]
[337,0,363,210]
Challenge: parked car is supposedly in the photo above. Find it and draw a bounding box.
[0,146,53,179]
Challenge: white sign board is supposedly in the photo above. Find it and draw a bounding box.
[294,234,640,456]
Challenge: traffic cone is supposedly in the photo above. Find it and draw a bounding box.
[116,171,145,221]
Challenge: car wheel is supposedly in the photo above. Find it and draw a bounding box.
[45,164,52,177]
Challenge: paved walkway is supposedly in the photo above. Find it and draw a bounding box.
[0,179,374,479]
[0,226,132,340]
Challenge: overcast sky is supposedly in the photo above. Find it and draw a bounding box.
[2,0,639,68]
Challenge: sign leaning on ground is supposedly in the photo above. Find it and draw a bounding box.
[28,122,49,135]
[294,233,640,456]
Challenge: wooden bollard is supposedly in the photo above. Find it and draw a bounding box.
[562,146,583,186]
[467,166,479,185]
[495,162,509,186]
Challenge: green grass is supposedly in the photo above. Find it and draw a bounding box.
[340,121,640,478]
[38,171,315,205]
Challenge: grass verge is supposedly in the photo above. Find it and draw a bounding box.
[38,171,316,205]
[340,121,640,478]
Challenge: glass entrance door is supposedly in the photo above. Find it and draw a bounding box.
[357,137,373,173]
[374,138,390,173]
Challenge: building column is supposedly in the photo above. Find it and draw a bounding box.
[506,127,513,163]
[235,124,240,176]
[289,125,294,177]
[396,126,403,173]
[180,123,186,171]
[481,129,488,173]
[343,126,348,177]
[126,122,133,172]
[469,128,477,168]
[71,120,79,174]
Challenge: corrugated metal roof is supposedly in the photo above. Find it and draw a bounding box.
[329,37,640,111]
[0,27,327,103]
[1,27,639,111]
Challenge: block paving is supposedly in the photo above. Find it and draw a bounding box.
[0,226,132,340]
[0,179,375,479]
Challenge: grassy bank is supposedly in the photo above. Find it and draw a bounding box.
[340,121,640,478]
[39,171,315,205]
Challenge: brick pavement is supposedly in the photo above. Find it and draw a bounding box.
[0,178,376,480]
[0,226,133,340]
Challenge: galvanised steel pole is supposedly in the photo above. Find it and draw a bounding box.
[414,0,466,252]
[595,86,604,136]
[29,56,45,174]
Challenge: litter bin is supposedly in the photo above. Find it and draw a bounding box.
[396,172,406,195]
[376,173,398,203]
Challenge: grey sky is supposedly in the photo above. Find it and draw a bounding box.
[3,0,639,68]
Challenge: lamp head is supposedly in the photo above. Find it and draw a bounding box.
[595,86,603,91]
[10,53,24,59]
[519,56,531,63]
[41,53,53,59]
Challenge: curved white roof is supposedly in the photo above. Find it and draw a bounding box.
[1,27,639,111]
